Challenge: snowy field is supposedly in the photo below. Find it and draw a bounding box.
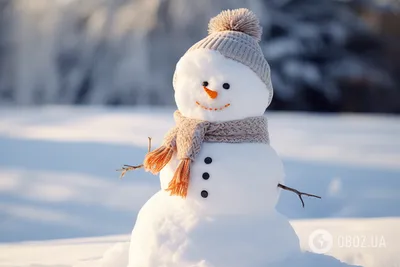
[0,106,399,267]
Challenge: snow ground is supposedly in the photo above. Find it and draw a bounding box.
[0,106,399,267]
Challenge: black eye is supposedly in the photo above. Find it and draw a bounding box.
[202,81,209,87]
[222,83,230,89]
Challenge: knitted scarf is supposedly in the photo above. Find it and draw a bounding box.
[143,110,270,198]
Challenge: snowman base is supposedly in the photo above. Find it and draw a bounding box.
[127,190,300,267]
[88,230,358,267]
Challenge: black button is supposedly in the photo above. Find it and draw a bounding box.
[202,172,210,180]
[222,83,230,89]
[204,157,212,164]
[201,190,208,198]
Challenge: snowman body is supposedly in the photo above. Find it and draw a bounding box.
[161,142,284,215]
[128,45,301,266]
[128,142,300,267]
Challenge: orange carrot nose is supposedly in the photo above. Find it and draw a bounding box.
[203,87,218,99]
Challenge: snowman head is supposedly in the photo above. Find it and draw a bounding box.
[173,9,273,122]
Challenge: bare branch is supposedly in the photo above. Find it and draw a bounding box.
[117,137,152,179]
[277,183,321,208]
[117,164,144,179]
[147,137,152,152]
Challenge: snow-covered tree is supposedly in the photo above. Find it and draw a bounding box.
[261,0,399,112]
[0,0,14,103]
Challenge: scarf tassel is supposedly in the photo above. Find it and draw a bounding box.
[166,159,191,198]
[143,146,174,174]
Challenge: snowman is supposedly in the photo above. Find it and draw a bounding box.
[124,8,320,267]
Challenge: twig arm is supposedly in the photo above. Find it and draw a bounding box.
[147,137,152,152]
[277,183,321,208]
[117,164,144,179]
[117,137,152,178]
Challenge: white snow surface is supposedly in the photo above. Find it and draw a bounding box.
[0,106,399,267]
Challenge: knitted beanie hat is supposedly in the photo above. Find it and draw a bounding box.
[182,8,273,104]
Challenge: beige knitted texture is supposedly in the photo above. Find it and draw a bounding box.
[208,8,262,42]
[162,110,269,161]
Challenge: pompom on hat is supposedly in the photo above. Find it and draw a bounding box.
[184,8,273,104]
[208,8,262,42]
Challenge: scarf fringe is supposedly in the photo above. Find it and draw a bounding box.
[143,146,174,174]
[166,159,191,198]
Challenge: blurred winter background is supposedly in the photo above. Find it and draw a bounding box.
[1,0,400,111]
[0,1,400,267]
